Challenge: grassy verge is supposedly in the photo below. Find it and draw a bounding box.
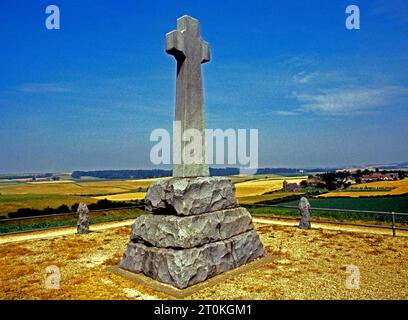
[245,206,408,226]
[0,208,145,234]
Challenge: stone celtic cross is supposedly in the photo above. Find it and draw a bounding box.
[119,17,265,289]
[166,15,210,178]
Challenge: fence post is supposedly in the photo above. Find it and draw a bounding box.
[391,212,396,237]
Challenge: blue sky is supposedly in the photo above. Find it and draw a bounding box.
[0,0,407,173]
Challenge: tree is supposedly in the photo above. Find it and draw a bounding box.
[355,169,362,178]
[300,180,308,188]
[57,204,70,213]
[71,203,79,212]
[321,172,337,190]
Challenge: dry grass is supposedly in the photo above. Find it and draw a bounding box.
[1,222,407,300]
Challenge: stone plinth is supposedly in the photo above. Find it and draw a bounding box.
[119,176,265,289]
[130,207,253,248]
[120,230,264,289]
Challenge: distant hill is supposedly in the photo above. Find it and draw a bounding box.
[71,169,172,180]
[3,162,406,181]
[71,168,244,179]
[0,173,53,180]
[71,167,317,180]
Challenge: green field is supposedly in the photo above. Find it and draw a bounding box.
[245,195,408,225]
[280,196,408,213]
[0,208,145,233]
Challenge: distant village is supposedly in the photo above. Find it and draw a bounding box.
[281,169,406,193]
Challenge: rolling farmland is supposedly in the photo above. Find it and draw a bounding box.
[0,179,163,215]
[0,175,305,217]
[1,175,407,220]
[234,177,307,197]
[318,178,408,198]
[93,192,146,201]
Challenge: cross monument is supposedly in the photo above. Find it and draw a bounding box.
[166,15,210,177]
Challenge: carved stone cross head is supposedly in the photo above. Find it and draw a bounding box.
[166,15,210,64]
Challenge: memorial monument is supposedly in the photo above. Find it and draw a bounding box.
[119,15,265,289]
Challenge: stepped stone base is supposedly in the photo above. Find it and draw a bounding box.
[119,176,265,289]
[131,207,253,248]
[119,230,264,289]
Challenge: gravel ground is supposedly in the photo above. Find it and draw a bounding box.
[1,220,407,300]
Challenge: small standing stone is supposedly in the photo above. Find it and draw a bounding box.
[298,197,311,229]
[77,203,90,234]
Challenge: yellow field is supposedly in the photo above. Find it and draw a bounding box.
[0,179,164,196]
[235,177,307,197]
[26,180,75,184]
[318,178,408,198]
[0,175,305,215]
[0,178,167,215]
[93,192,146,201]
[0,195,96,215]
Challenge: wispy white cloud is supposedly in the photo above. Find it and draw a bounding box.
[273,110,300,116]
[282,54,317,68]
[293,71,315,84]
[292,70,352,86]
[294,86,408,115]
[18,83,71,93]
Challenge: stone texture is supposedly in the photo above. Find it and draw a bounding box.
[131,207,253,248]
[298,196,311,229]
[119,230,264,289]
[76,203,90,234]
[145,176,238,215]
[166,15,210,178]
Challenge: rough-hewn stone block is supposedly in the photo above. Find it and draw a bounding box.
[144,176,238,216]
[119,230,265,289]
[131,207,253,248]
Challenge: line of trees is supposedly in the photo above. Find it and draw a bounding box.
[71,170,172,180]
[71,168,243,179]
[0,173,53,180]
[71,167,314,180]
